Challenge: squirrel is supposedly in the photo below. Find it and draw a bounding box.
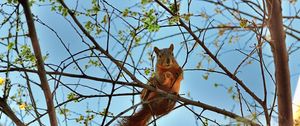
[119,44,183,126]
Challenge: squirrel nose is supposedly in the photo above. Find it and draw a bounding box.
[167,58,171,65]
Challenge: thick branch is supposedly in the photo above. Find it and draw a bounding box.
[0,98,26,126]
[17,0,58,125]
[0,68,131,86]
[266,0,293,125]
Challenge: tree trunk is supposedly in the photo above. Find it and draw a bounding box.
[18,0,58,126]
[266,0,293,125]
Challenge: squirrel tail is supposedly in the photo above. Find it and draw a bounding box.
[119,106,152,126]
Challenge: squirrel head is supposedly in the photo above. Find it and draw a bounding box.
[154,44,176,69]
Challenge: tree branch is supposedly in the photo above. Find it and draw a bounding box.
[0,98,26,126]
[17,0,58,125]
[266,0,293,125]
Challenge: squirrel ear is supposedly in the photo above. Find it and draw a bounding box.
[169,44,174,52]
[154,47,160,55]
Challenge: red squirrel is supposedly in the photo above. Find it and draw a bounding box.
[119,44,183,126]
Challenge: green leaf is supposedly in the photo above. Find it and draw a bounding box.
[59,108,70,115]
[85,21,93,31]
[142,9,160,32]
[213,83,219,88]
[182,13,193,21]
[196,61,202,69]
[231,94,236,100]
[0,54,4,59]
[58,5,63,12]
[148,24,160,32]
[187,91,191,97]
[239,18,248,28]
[202,73,209,80]
[200,12,208,19]
[204,118,208,126]
[29,0,35,6]
[20,45,36,64]
[131,12,137,16]
[7,42,14,50]
[88,59,101,66]
[151,72,156,78]
[51,6,56,11]
[141,0,152,5]
[169,3,180,14]
[96,27,102,35]
[92,5,100,13]
[10,95,16,100]
[67,92,79,102]
[87,114,94,121]
[42,53,49,61]
[251,113,257,120]
[168,15,180,25]
[134,36,141,44]
[229,36,233,44]
[62,8,68,17]
[100,108,113,116]
[144,68,151,75]
[122,8,130,17]
[76,115,84,122]
[101,15,108,24]
[227,86,233,94]
[214,8,222,14]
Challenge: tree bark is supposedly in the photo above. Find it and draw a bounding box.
[266,0,293,125]
[18,0,58,126]
[0,98,26,126]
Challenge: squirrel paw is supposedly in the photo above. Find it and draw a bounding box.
[168,91,178,96]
